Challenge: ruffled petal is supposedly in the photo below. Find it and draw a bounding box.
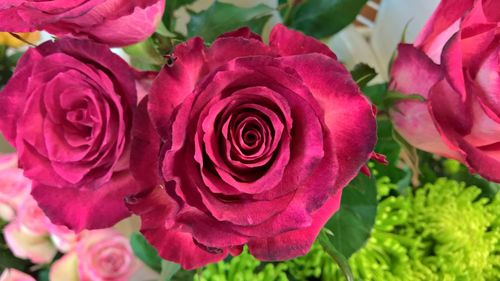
[31,171,140,231]
[126,186,229,270]
[248,189,342,260]
[130,97,163,189]
[415,0,473,55]
[269,24,337,59]
[4,221,57,264]
[390,44,459,157]
[56,0,165,46]
[279,53,376,189]
[148,38,207,138]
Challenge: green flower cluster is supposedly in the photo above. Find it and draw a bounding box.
[197,178,500,281]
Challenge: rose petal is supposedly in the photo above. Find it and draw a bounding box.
[148,38,207,139]
[130,97,163,189]
[248,189,342,260]
[219,27,263,41]
[4,221,57,264]
[31,171,140,231]
[49,251,79,281]
[415,0,473,56]
[390,44,459,157]
[126,186,229,270]
[269,24,337,59]
[54,0,165,46]
[0,268,37,281]
[0,48,43,144]
[279,53,376,189]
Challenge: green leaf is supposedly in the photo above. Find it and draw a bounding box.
[187,1,273,42]
[317,231,355,281]
[350,63,377,88]
[130,233,163,273]
[362,83,388,108]
[123,38,165,71]
[384,90,425,109]
[163,0,196,31]
[324,173,377,259]
[160,260,181,281]
[373,118,406,182]
[285,0,368,39]
[0,248,31,271]
[38,268,50,281]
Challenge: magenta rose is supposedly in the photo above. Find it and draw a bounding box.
[390,0,500,182]
[127,25,377,269]
[0,0,165,46]
[0,38,140,231]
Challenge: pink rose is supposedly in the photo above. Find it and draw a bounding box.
[0,154,30,221]
[390,0,500,182]
[0,269,35,281]
[127,25,377,269]
[4,220,57,264]
[0,0,165,46]
[0,38,141,231]
[47,224,78,253]
[4,193,77,263]
[15,196,49,235]
[50,230,138,281]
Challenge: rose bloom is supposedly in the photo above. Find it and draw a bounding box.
[0,154,30,221]
[127,25,377,269]
[3,197,58,264]
[1,154,77,263]
[50,229,138,281]
[0,38,140,231]
[0,0,165,46]
[0,269,35,281]
[390,0,500,181]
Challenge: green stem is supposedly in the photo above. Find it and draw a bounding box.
[318,231,355,281]
[282,0,295,26]
[168,0,176,31]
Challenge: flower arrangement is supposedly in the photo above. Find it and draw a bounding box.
[0,0,498,280]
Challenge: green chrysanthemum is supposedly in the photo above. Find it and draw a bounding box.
[196,178,499,281]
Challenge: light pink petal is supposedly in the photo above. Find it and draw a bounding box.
[390,44,459,157]
[4,221,57,264]
[0,268,37,281]
[415,0,473,54]
[49,252,79,281]
[63,0,165,46]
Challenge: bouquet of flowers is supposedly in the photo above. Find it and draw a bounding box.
[0,0,498,280]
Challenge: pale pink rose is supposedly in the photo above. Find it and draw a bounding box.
[0,269,35,281]
[78,230,137,281]
[3,194,60,264]
[16,196,49,236]
[4,220,57,264]
[50,252,79,281]
[51,229,138,281]
[47,224,78,253]
[0,154,31,221]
